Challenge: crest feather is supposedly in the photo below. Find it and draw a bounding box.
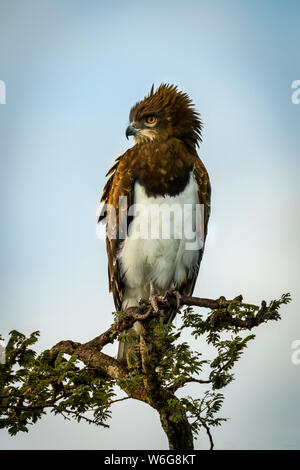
[129,83,202,147]
[149,83,155,96]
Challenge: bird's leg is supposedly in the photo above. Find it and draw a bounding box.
[149,281,160,314]
[169,281,182,310]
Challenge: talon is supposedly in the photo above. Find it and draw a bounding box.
[149,281,159,314]
[168,282,182,310]
[173,290,182,310]
[150,298,159,314]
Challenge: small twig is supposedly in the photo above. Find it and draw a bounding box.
[191,409,215,450]
[109,396,131,406]
[180,377,211,386]
[168,377,211,392]
[201,420,214,450]
[60,412,71,421]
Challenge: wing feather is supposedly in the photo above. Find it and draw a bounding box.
[99,150,136,311]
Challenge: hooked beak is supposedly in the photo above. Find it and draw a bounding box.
[126,124,138,140]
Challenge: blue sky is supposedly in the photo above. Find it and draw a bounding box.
[0,0,299,449]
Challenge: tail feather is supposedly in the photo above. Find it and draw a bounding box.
[117,336,131,362]
[117,325,140,362]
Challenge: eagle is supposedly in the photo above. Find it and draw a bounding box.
[98,84,211,362]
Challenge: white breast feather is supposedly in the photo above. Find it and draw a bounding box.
[118,172,200,308]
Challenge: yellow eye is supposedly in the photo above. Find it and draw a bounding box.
[145,116,157,125]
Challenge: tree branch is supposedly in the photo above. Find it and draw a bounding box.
[168,377,211,392]
[200,419,214,450]
[0,292,290,449]
[49,293,269,386]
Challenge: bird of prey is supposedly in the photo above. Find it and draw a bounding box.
[99,84,211,362]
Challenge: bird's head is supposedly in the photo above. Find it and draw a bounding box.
[126,83,202,148]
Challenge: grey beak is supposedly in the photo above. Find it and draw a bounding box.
[126,124,138,139]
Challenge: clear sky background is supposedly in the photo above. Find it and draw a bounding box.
[0,0,299,449]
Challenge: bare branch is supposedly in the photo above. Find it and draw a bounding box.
[201,420,214,450]
[181,294,243,309]
[109,396,132,406]
[169,377,211,392]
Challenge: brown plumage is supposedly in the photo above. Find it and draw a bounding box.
[99,84,211,361]
[129,83,202,149]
